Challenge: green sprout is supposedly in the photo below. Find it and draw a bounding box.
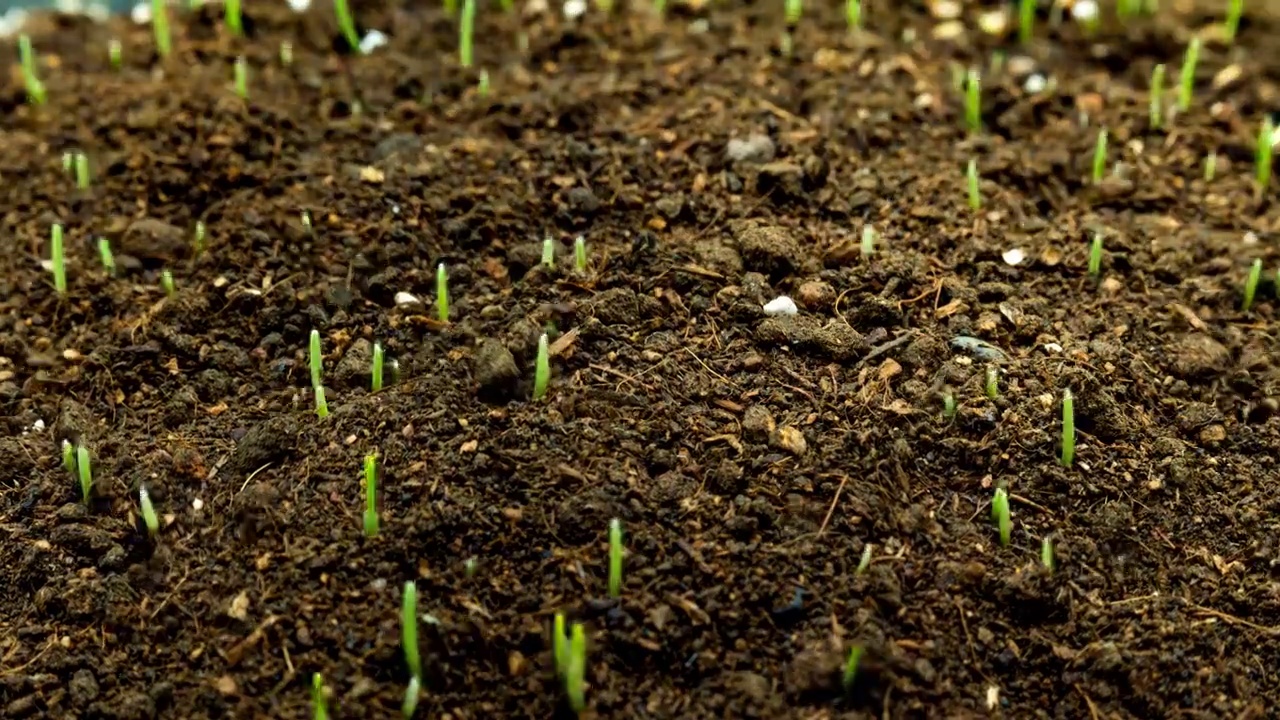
[608,518,623,598]
[1204,150,1218,182]
[460,0,475,68]
[653,0,666,16]
[541,236,555,268]
[311,673,328,720]
[784,0,801,27]
[152,0,172,57]
[964,68,980,133]
[335,0,361,54]
[1041,535,1055,571]
[943,389,956,419]
[402,677,420,719]
[109,39,122,70]
[1088,232,1103,279]
[1149,63,1165,129]
[991,487,1011,546]
[51,224,66,296]
[371,341,384,392]
[445,0,458,16]
[1061,388,1075,467]
[280,42,294,67]
[552,612,567,675]
[860,225,877,258]
[1257,117,1273,191]
[564,623,587,713]
[1091,128,1108,184]
[161,270,176,296]
[225,0,242,36]
[62,439,75,474]
[19,35,46,105]
[1224,0,1244,42]
[194,221,206,255]
[77,445,92,505]
[1177,37,1200,112]
[301,211,313,234]
[477,69,490,97]
[98,238,115,276]
[363,453,378,537]
[436,262,449,323]
[855,543,872,576]
[315,386,329,418]
[63,152,73,174]
[842,645,864,692]
[74,153,90,190]
[463,557,478,578]
[966,159,981,211]
[533,333,550,400]
[310,330,324,388]
[846,0,860,31]
[234,56,248,99]
[1018,0,1034,43]
[984,366,998,400]
[1243,258,1262,312]
[574,235,587,272]
[139,484,159,536]
[403,581,421,681]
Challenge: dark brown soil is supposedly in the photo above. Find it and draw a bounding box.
[3,0,1280,717]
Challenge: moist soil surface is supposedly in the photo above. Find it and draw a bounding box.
[3,1,1280,718]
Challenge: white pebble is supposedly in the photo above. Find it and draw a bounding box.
[762,296,798,316]
[287,0,312,11]
[130,2,150,24]
[359,30,388,55]
[192,497,204,511]
[1002,248,1026,266]
[1023,73,1047,94]
[563,0,587,20]
[1072,0,1098,23]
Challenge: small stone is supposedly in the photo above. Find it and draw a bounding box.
[474,340,519,400]
[359,166,385,183]
[1169,333,1230,378]
[742,406,776,441]
[121,218,188,262]
[795,281,834,309]
[726,134,776,164]
[734,223,802,279]
[762,296,798,316]
[1002,248,1025,266]
[394,291,425,312]
[334,338,373,388]
[770,426,807,456]
[1198,424,1226,446]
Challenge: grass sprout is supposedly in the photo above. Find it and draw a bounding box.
[363,453,378,537]
[552,612,567,675]
[62,439,75,474]
[19,35,46,105]
[109,39,122,70]
[541,236,555,268]
[533,333,550,400]
[77,444,92,505]
[310,330,323,388]
[1018,0,1034,43]
[1204,150,1217,181]
[372,342,384,392]
[846,0,860,31]
[574,235,587,272]
[1061,388,1075,467]
[161,270,175,296]
[564,623,587,713]
[966,159,980,211]
[860,225,877,258]
[234,56,248,99]
[1178,37,1200,112]
[1041,535,1055,571]
[991,487,1011,546]
[436,263,449,322]
[139,484,159,536]
[315,386,329,418]
[1257,117,1273,191]
[1243,258,1262,312]
[964,68,980,133]
[98,238,115,276]
[943,388,956,419]
[608,518,623,598]
[226,0,242,36]
[312,673,329,720]
[842,645,864,692]
[460,0,476,68]
[984,366,998,400]
[1225,0,1243,42]
[51,224,66,296]
[477,69,490,97]
[855,543,872,575]
[335,0,362,54]
[74,153,90,190]
[403,581,421,681]
[1149,64,1165,129]
[281,41,293,66]
[1091,128,1108,183]
[152,0,171,57]
[402,677,420,719]
[784,0,801,26]
[194,221,206,255]
[1088,232,1103,279]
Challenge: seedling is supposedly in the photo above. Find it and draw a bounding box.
[139,484,159,536]
[311,673,329,720]
[1149,64,1165,129]
[77,445,92,505]
[460,0,476,68]
[1091,129,1108,183]
[564,623,587,713]
[62,152,74,174]
[152,0,172,57]
[552,612,567,674]
[991,487,1011,546]
[98,238,115,276]
[1060,388,1075,467]
[966,159,980,211]
[860,225,877,257]
[51,224,66,296]
[1041,535,1055,571]
[109,39,122,70]
[855,543,872,575]
[846,0,860,31]
[402,580,421,680]
[1018,0,1034,43]
[942,389,956,418]
[62,440,75,474]
[445,0,458,16]
[533,333,550,400]
[1224,0,1244,42]
[280,42,293,67]
[1257,117,1273,191]
[608,518,623,598]
[1177,37,1200,112]
[1088,232,1103,279]
[1242,258,1262,312]
[784,0,801,27]
[984,366,998,400]
[964,68,980,133]
[842,645,864,692]
[19,35,46,105]
[371,342,384,392]
[1204,151,1217,181]
[363,453,378,537]
[477,69,490,97]
[234,56,248,99]
[541,236,555,268]
[436,262,449,322]
[161,270,176,296]
[335,0,362,54]
[225,0,242,36]
[574,236,587,271]
[194,221,206,255]
[74,153,90,190]
[402,677,420,719]
[463,557,478,578]
[310,330,324,388]
[315,386,330,418]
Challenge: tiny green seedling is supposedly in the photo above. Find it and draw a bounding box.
[1091,129,1108,183]
[1149,63,1165,129]
[310,330,324,388]
[445,0,458,16]
[1018,0,1034,43]
[608,518,623,598]
[403,581,421,681]
[311,673,329,720]
[139,484,159,536]
[463,557,478,578]
[860,225,877,258]
[234,56,248,99]
[161,270,176,296]
[541,236,555,268]
[966,159,980,211]
[564,623,587,713]
[964,68,980,133]
[152,0,172,58]
[62,440,75,474]
[984,366,998,400]
[1242,258,1263,312]
[574,236,587,272]
[533,333,550,400]
[1257,117,1273,191]
[1088,232,1103,279]
[846,0,860,31]
[335,0,362,54]
[842,645,864,692]
[436,263,449,323]
[194,221,206,255]
[402,676,420,719]
[477,69,490,97]
[63,152,74,174]
[74,153,90,190]
[1204,151,1217,182]
[1178,37,1200,112]
[109,39,122,70]
[1041,535,1055,571]
[301,211,313,235]
[315,386,329,418]
[98,238,115,276]
[51,224,66,296]
[943,389,957,419]
[460,0,476,68]
[225,0,242,36]
[552,612,567,675]
[77,445,92,505]
[363,453,378,537]
[371,342,384,392]
[280,42,294,67]
[784,0,802,27]
[855,543,872,576]
[1225,0,1244,42]
[19,35,46,105]
[991,487,1011,546]
[1061,388,1075,467]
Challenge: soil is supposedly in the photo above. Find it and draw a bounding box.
[3,0,1280,718]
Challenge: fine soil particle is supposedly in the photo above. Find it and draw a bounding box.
[3,1,1280,719]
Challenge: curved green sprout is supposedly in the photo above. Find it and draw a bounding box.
[564,623,587,713]
[1178,37,1200,112]
[19,35,46,105]
[1243,259,1263,312]
[842,645,864,692]
[855,543,872,575]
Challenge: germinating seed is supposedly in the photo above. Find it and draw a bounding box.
[533,333,550,400]
[161,270,175,296]
[436,262,450,322]
[860,225,877,257]
[403,581,421,681]
[1257,117,1274,191]
[109,39,122,69]
[460,0,476,68]
[1242,258,1263,312]
[312,673,329,720]
[477,69,490,97]
[225,0,242,36]
[19,35,47,105]
[280,42,293,67]
[552,612,567,676]
[541,236,555,267]
[943,389,957,418]
[402,677,420,719]
[62,439,75,474]
[564,623,587,712]
[1204,151,1217,181]
[964,68,981,133]
[234,56,248,99]
[74,153,90,190]
[991,487,1011,546]
[1061,388,1075,467]
[194,221,206,255]
[855,543,872,575]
